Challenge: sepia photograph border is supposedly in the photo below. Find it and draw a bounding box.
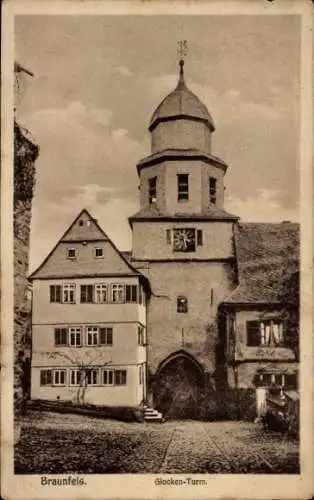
[1,1,313,499]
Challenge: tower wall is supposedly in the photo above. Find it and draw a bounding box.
[140,261,235,375]
[151,119,211,154]
[132,220,234,261]
[139,159,225,214]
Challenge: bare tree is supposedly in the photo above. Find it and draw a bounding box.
[44,349,112,404]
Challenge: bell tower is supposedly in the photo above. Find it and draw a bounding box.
[129,46,238,416]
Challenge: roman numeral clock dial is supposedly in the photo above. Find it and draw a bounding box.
[173,228,196,252]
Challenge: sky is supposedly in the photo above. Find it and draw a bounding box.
[15,14,301,272]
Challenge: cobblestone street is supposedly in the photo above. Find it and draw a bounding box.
[15,411,299,474]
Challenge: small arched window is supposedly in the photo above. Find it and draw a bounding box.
[177,296,188,313]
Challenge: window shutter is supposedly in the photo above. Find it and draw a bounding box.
[55,285,61,303]
[80,285,86,303]
[55,328,67,346]
[126,285,138,303]
[166,229,171,244]
[40,369,52,386]
[246,320,261,346]
[87,285,93,303]
[100,327,113,345]
[50,285,61,303]
[81,285,93,303]
[197,230,203,246]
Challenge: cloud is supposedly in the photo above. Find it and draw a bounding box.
[30,182,138,272]
[22,101,146,270]
[225,189,299,223]
[115,66,133,77]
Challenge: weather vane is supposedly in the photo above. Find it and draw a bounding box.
[177,40,188,61]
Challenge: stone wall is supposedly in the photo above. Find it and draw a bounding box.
[14,121,38,415]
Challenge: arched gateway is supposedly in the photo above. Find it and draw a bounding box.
[154,351,206,419]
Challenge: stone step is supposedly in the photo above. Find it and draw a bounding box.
[143,406,163,422]
[144,414,163,422]
[144,408,158,415]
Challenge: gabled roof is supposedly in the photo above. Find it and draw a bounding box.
[129,203,239,226]
[59,209,109,242]
[29,209,146,281]
[223,222,300,305]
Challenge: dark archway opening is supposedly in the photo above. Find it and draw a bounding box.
[154,352,205,419]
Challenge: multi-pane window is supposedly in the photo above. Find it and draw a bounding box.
[63,284,76,304]
[50,285,62,303]
[138,326,145,346]
[177,174,189,201]
[67,248,76,259]
[126,285,137,303]
[247,320,284,347]
[209,177,217,204]
[53,369,66,386]
[111,284,125,303]
[100,327,113,346]
[95,284,108,303]
[40,369,52,386]
[86,369,98,385]
[39,368,132,388]
[70,369,82,386]
[54,328,67,346]
[148,176,157,204]
[256,372,297,389]
[50,282,145,305]
[102,369,114,386]
[69,327,82,347]
[86,326,99,346]
[177,296,188,313]
[95,247,104,258]
[114,370,127,385]
[80,285,94,303]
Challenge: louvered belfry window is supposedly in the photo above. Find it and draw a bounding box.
[177,174,189,201]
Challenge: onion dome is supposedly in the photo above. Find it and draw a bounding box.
[149,60,215,132]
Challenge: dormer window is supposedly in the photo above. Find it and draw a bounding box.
[148,176,157,204]
[67,248,76,259]
[95,247,103,258]
[209,177,217,204]
[177,296,188,313]
[177,174,189,201]
[79,220,84,226]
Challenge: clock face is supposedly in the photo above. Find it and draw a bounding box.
[173,228,196,252]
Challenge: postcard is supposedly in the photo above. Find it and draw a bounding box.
[1,1,313,499]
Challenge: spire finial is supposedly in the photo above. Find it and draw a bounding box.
[177,40,188,87]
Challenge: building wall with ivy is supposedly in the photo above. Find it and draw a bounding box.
[14,120,39,414]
